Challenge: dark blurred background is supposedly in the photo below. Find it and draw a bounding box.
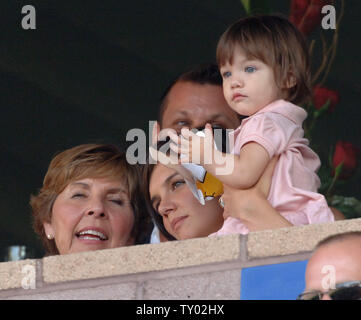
[0,1,359,259]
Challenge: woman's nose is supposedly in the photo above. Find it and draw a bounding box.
[87,210,106,218]
[86,198,107,218]
[158,199,176,218]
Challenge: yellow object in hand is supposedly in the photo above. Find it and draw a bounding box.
[196,172,223,200]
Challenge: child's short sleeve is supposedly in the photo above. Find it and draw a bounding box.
[234,113,297,158]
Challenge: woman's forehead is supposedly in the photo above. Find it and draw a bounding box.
[150,165,177,191]
[67,176,128,192]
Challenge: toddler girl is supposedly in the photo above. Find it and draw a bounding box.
[169,15,334,235]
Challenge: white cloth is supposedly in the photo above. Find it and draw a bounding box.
[150,225,161,244]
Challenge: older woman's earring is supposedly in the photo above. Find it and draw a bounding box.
[47,234,54,240]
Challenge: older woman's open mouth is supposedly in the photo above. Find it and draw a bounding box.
[75,227,109,241]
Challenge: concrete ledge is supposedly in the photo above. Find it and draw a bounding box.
[247,218,361,258]
[1,218,361,299]
[6,282,138,300]
[142,269,241,300]
[0,259,37,290]
[43,234,241,283]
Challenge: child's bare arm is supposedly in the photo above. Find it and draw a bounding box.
[221,156,292,231]
[168,124,270,189]
[204,141,270,189]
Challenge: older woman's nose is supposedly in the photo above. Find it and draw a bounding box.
[86,198,107,218]
[87,210,106,218]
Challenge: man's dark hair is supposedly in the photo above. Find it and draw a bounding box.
[158,63,223,123]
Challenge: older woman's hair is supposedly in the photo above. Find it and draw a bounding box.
[30,143,152,255]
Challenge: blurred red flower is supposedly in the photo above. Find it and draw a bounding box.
[289,0,331,35]
[332,141,360,179]
[313,85,340,113]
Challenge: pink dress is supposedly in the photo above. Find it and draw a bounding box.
[211,99,334,236]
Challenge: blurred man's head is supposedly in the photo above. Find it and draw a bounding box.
[300,232,361,300]
[149,64,241,242]
[159,63,241,132]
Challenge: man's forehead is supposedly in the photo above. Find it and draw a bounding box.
[161,81,240,128]
[171,108,228,119]
[167,81,224,103]
[306,241,361,290]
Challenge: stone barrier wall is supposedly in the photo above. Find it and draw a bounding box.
[1,218,361,300]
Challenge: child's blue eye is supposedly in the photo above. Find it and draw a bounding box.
[245,66,256,73]
[222,71,231,78]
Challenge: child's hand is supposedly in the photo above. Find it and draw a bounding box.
[149,121,194,182]
[149,121,180,167]
[168,123,215,165]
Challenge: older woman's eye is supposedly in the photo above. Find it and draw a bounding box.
[111,199,124,206]
[71,193,85,198]
[109,195,130,206]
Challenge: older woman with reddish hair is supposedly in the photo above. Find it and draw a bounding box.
[30,143,152,255]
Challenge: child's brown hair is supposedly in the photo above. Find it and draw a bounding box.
[217,14,312,105]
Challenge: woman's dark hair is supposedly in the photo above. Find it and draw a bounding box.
[141,163,176,241]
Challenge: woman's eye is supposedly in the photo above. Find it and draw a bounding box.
[71,193,85,198]
[172,180,185,190]
[111,199,123,205]
[222,71,231,78]
[110,195,130,206]
[245,66,256,73]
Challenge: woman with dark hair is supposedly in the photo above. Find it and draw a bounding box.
[144,158,291,241]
